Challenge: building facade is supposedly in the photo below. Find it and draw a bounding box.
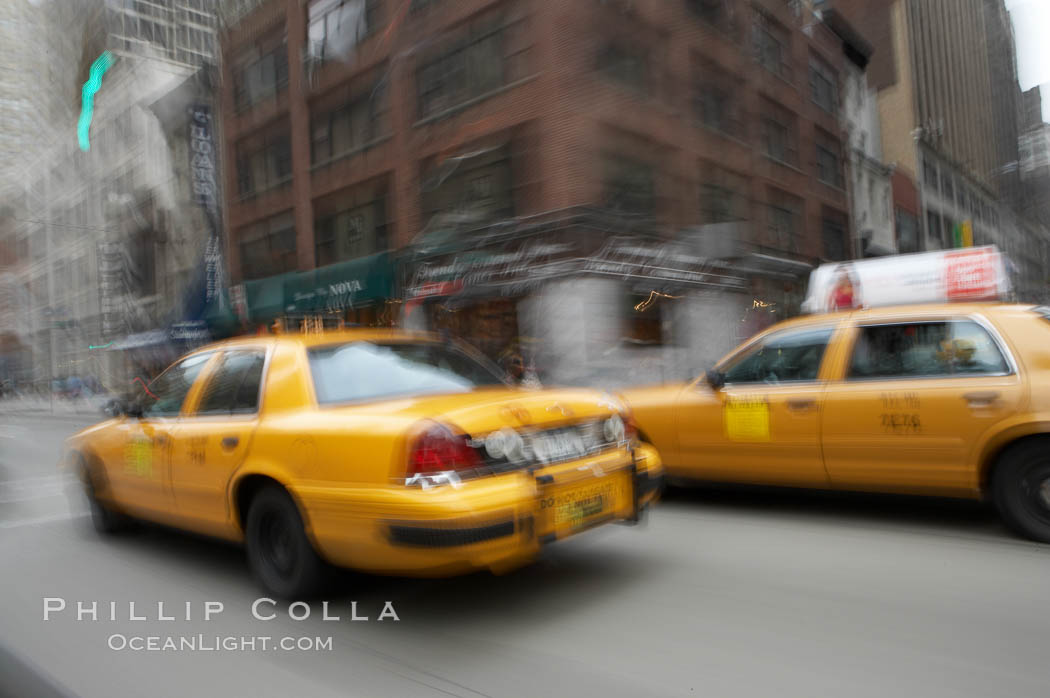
[831,0,1050,301]
[220,0,862,383]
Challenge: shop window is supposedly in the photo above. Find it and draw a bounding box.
[421,143,514,223]
[234,41,289,111]
[821,208,848,261]
[753,9,792,81]
[314,194,388,267]
[236,131,291,198]
[922,159,938,190]
[815,128,844,188]
[598,41,649,94]
[307,0,378,63]
[760,97,798,166]
[603,154,655,215]
[626,291,669,346]
[809,53,838,114]
[310,80,389,165]
[699,164,748,224]
[694,57,742,135]
[238,211,297,281]
[767,188,801,253]
[417,23,505,118]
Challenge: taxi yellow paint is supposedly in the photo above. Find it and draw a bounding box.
[65,330,662,594]
[621,303,1050,542]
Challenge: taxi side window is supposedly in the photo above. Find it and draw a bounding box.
[195,351,266,415]
[848,321,1009,379]
[141,353,213,418]
[722,327,833,385]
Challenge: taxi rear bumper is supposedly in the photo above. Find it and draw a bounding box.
[301,442,662,576]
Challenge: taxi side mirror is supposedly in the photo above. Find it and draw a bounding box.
[705,368,726,391]
[123,399,144,419]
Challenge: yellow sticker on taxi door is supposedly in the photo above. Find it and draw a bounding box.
[724,396,770,441]
[124,437,153,477]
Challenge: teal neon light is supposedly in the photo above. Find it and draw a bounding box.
[77,51,115,152]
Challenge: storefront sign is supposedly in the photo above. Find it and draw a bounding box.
[188,103,225,306]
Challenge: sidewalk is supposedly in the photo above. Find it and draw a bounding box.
[0,397,108,420]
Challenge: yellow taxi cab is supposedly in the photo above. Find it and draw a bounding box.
[622,301,1050,543]
[65,329,662,597]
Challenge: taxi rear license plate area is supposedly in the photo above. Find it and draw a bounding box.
[536,467,634,541]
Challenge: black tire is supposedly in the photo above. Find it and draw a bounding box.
[245,486,328,598]
[992,439,1050,543]
[78,455,132,535]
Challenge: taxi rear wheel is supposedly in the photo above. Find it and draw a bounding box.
[245,486,327,598]
[992,440,1050,543]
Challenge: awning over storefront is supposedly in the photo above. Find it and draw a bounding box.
[240,252,396,323]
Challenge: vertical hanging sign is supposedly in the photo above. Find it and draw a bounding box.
[188,103,225,305]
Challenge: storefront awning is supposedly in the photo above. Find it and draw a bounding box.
[241,252,395,323]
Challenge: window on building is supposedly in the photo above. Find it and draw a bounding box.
[236,132,292,198]
[603,154,655,215]
[597,41,649,93]
[694,58,741,135]
[815,128,844,188]
[896,208,919,253]
[314,192,388,268]
[943,173,955,201]
[310,82,389,165]
[767,188,801,252]
[925,209,942,248]
[821,208,848,261]
[687,0,731,28]
[761,98,798,165]
[421,143,514,223]
[922,159,938,190]
[626,291,669,346]
[234,43,289,110]
[417,24,505,118]
[753,9,792,81]
[238,211,297,281]
[848,321,1009,379]
[809,53,837,114]
[699,164,749,224]
[307,0,377,62]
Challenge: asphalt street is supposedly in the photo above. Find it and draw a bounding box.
[1,413,1048,698]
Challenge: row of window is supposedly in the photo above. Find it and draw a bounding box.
[724,320,1009,385]
[141,350,265,419]
[922,157,1000,228]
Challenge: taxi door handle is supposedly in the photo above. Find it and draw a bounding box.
[963,391,1000,407]
[786,398,816,411]
[221,436,239,451]
[153,434,169,445]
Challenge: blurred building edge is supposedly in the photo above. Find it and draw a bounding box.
[0,0,223,396]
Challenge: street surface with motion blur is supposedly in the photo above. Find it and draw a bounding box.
[3,413,1049,698]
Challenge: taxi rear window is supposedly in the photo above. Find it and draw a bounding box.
[307,341,505,405]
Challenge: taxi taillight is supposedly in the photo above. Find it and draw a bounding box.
[406,422,481,479]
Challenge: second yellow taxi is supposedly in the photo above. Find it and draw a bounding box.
[622,302,1050,543]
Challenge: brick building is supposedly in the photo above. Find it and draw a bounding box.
[220,0,857,382]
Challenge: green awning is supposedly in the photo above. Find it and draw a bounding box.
[242,271,297,324]
[283,251,395,314]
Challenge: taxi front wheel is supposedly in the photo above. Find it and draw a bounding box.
[245,485,328,599]
[992,439,1050,543]
[76,455,132,535]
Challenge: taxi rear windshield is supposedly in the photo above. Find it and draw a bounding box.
[307,341,505,405]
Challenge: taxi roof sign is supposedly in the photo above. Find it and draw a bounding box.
[801,246,1011,314]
